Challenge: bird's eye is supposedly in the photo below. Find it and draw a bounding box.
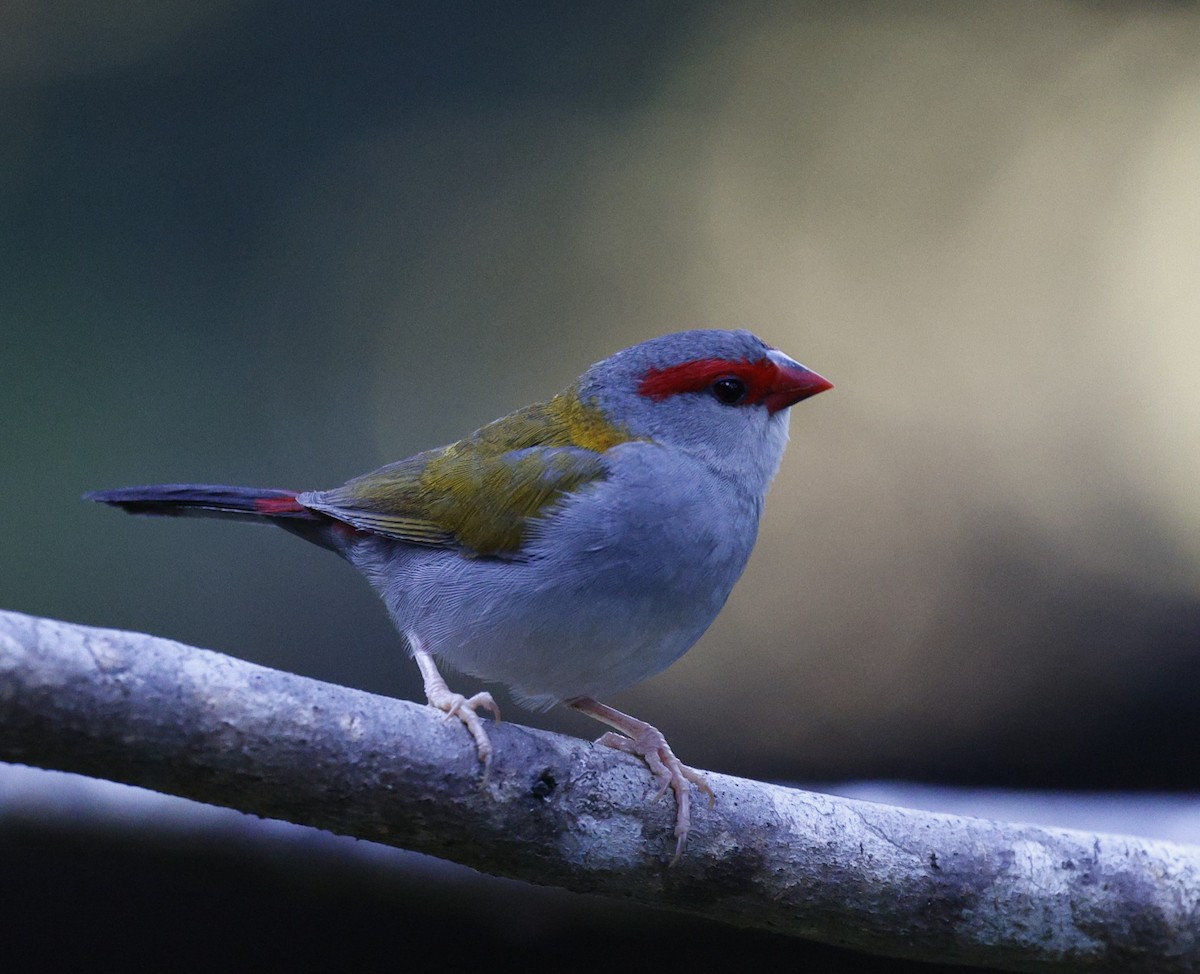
[710,377,748,405]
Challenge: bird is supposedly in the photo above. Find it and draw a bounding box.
[87,328,832,860]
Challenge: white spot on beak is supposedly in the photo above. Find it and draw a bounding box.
[767,348,805,371]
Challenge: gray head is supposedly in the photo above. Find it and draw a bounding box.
[578,329,832,494]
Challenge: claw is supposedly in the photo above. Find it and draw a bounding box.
[574,699,710,863]
[410,638,500,775]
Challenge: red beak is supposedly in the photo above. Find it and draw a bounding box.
[765,357,833,414]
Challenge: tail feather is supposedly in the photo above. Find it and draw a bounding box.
[86,483,346,553]
[85,484,315,521]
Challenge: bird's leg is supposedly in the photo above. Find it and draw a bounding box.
[568,697,713,862]
[409,634,500,771]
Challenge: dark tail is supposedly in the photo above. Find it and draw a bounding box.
[85,484,345,553]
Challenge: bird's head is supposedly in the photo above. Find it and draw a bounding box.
[578,329,832,494]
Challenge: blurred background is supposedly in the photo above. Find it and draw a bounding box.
[3,0,1199,969]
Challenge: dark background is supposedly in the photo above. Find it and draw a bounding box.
[3,1,1199,969]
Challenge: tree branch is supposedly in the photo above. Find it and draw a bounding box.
[1,608,1197,971]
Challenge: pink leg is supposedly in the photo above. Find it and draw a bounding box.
[569,697,713,862]
[410,634,500,771]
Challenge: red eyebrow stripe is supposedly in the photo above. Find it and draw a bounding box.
[638,357,780,402]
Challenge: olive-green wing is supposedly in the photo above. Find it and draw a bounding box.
[300,391,634,557]
[301,444,606,557]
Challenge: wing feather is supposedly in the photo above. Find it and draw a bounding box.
[299,390,634,557]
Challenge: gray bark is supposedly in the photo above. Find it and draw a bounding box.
[0,607,1197,972]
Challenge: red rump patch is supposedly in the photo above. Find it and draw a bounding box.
[254,493,307,515]
[638,357,781,403]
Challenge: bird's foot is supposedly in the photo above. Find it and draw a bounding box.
[411,641,500,772]
[570,698,713,863]
[430,687,501,768]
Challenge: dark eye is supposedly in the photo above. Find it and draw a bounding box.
[710,377,748,405]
